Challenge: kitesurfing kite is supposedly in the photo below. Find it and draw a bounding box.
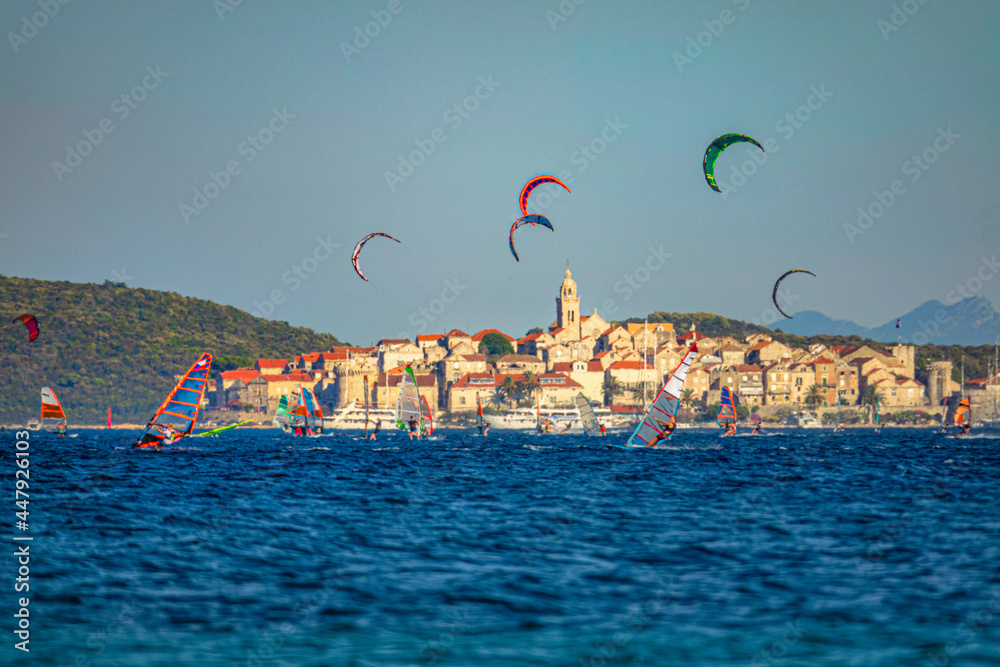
[772,269,816,319]
[519,175,570,216]
[352,232,401,281]
[509,214,553,262]
[703,133,764,192]
[13,313,39,342]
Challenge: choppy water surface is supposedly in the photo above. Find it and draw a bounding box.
[3,428,1000,666]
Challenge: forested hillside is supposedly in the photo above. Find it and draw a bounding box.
[1,276,343,424]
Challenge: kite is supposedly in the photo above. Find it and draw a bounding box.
[12,314,39,342]
[772,270,816,319]
[519,175,571,215]
[509,214,553,262]
[352,232,401,281]
[703,133,764,192]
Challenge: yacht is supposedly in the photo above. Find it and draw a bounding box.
[785,412,821,428]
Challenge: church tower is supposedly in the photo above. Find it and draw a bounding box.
[556,265,581,339]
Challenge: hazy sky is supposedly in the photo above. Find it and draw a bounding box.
[2,1,998,345]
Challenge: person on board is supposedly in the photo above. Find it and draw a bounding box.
[751,421,762,435]
[483,420,490,437]
[408,415,420,440]
[724,420,737,437]
[647,416,676,447]
[369,418,382,441]
[56,421,67,437]
[959,421,971,437]
[162,423,183,446]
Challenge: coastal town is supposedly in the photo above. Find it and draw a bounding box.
[207,269,997,427]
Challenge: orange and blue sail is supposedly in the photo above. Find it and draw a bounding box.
[302,386,323,430]
[133,353,212,447]
[717,386,738,427]
[420,395,434,435]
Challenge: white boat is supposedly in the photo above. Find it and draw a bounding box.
[489,405,617,432]
[323,403,398,431]
[785,412,821,428]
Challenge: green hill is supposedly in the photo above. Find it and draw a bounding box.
[0,276,343,424]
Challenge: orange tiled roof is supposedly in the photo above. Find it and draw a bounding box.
[220,370,261,382]
[609,360,655,371]
[264,372,314,383]
[257,358,288,368]
[417,334,441,342]
[735,364,762,372]
[444,329,470,338]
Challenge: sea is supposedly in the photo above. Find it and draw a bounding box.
[2,427,999,666]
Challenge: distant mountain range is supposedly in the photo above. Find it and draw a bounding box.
[773,297,1000,346]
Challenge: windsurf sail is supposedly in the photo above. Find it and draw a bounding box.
[717,386,737,428]
[40,387,67,432]
[395,367,421,429]
[302,386,324,431]
[476,392,484,430]
[954,397,971,427]
[274,394,291,428]
[195,420,253,437]
[575,392,600,436]
[132,353,212,448]
[625,344,698,448]
[286,386,309,429]
[107,407,112,429]
[364,375,371,438]
[420,395,434,435]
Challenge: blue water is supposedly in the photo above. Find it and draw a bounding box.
[3,428,1000,666]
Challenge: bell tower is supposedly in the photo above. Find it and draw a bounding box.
[556,263,581,339]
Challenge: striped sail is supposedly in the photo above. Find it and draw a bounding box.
[717,386,737,427]
[420,395,434,435]
[575,392,600,436]
[625,344,698,448]
[274,394,290,427]
[476,393,484,428]
[302,386,323,429]
[134,353,212,447]
[286,386,308,428]
[396,368,421,429]
[40,386,67,431]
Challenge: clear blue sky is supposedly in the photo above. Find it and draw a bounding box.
[2,1,998,345]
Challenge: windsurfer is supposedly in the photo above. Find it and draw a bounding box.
[647,416,676,447]
[599,423,606,437]
[483,420,490,437]
[369,418,382,441]
[408,415,420,440]
[56,421,67,437]
[959,422,971,437]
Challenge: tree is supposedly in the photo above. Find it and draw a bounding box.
[525,327,543,335]
[518,371,541,406]
[478,332,513,359]
[805,384,824,408]
[499,376,518,408]
[602,375,624,407]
